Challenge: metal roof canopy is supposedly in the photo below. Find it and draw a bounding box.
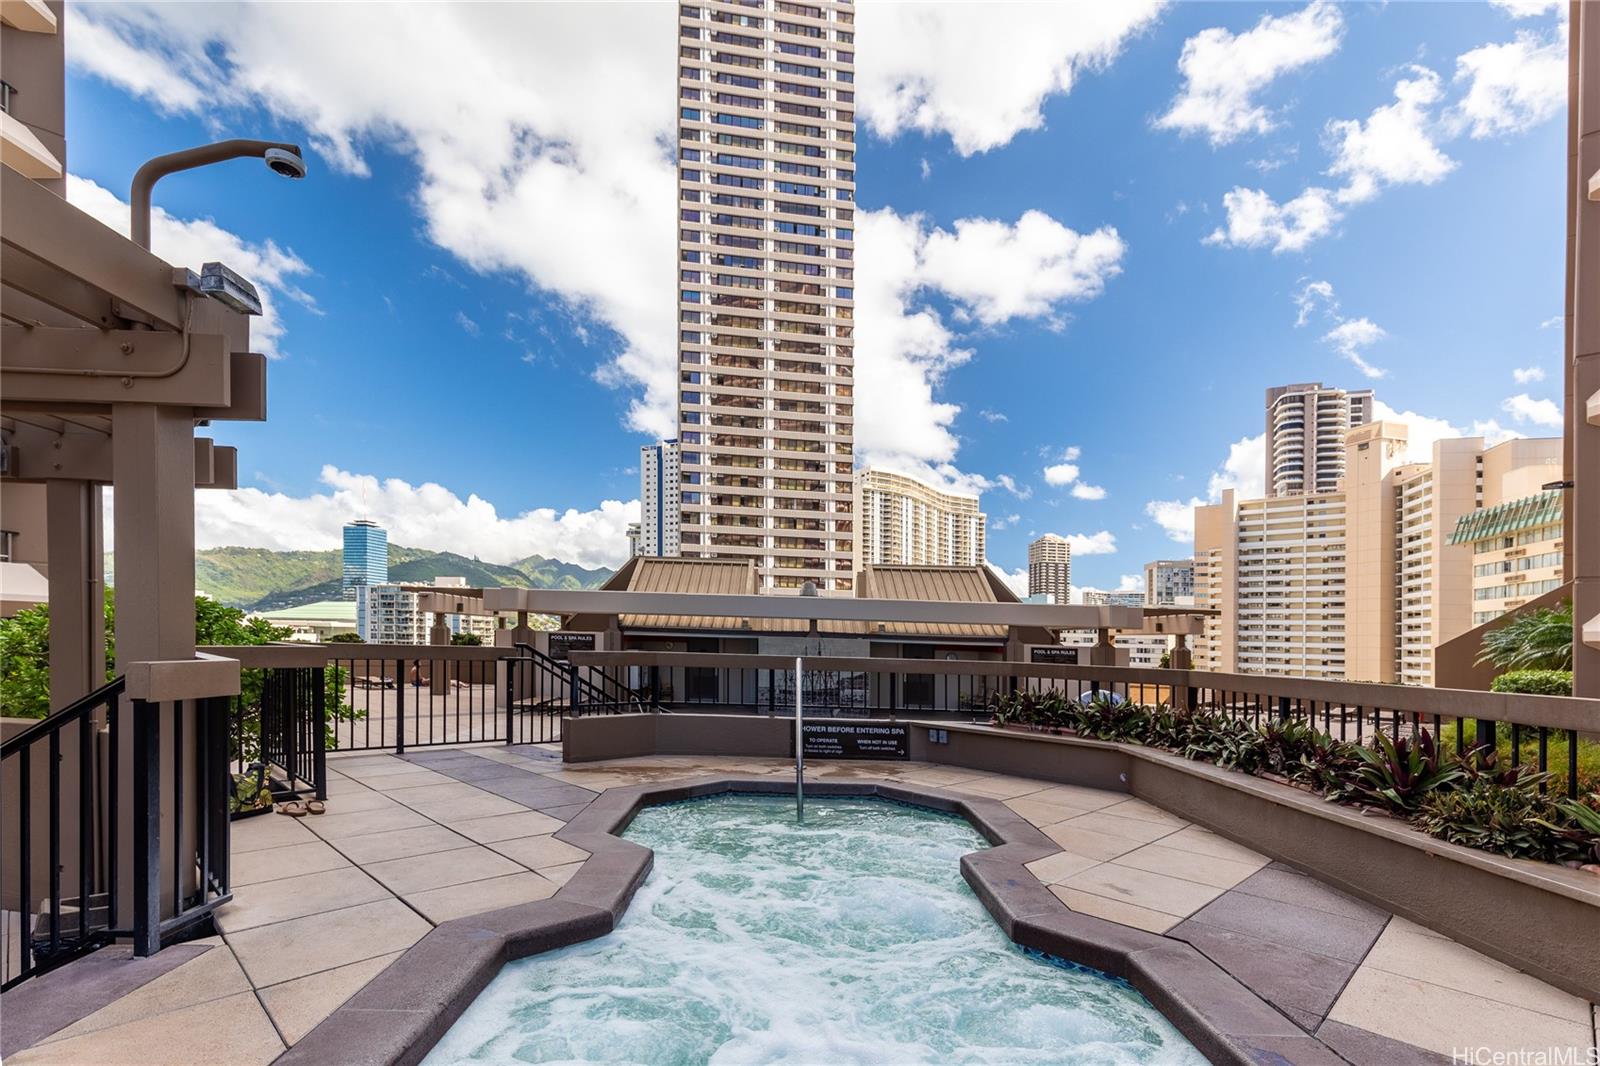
[1448,490,1563,546]
[482,587,1144,631]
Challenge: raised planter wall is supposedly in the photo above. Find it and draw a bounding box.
[564,713,790,762]
[562,713,1600,1002]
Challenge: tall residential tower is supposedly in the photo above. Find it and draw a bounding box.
[1265,383,1374,497]
[675,0,858,592]
[859,468,985,567]
[1027,534,1072,605]
[639,439,682,557]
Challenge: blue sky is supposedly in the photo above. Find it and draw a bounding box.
[67,1,1569,587]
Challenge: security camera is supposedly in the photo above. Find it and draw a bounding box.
[264,147,306,179]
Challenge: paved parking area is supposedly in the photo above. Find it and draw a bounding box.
[3,749,1595,1065]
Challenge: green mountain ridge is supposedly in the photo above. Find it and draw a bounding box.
[106,546,613,612]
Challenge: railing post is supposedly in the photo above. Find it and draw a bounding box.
[504,658,516,745]
[767,669,775,715]
[205,695,232,900]
[394,660,406,756]
[889,671,898,714]
[568,662,580,717]
[1475,717,1496,754]
[1276,695,1291,723]
[283,670,300,796]
[1186,686,1199,714]
[131,698,160,958]
[312,668,327,801]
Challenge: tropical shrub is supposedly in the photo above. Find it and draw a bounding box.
[1477,601,1573,672]
[1417,778,1579,862]
[1068,693,1150,742]
[1488,670,1573,697]
[981,688,1599,869]
[1535,793,1600,865]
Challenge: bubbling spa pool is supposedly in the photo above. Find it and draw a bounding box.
[425,795,1204,1065]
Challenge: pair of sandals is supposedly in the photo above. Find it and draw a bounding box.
[277,799,326,817]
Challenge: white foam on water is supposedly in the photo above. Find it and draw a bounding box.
[424,796,1206,1066]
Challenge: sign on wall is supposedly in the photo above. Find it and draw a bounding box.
[547,632,597,661]
[1030,646,1080,665]
[795,721,910,760]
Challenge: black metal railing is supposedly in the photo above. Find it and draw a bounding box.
[1,682,233,989]
[1,678,125,988]
[326,653,500,753]
[238,666,327,801]
[563,652,1596,801]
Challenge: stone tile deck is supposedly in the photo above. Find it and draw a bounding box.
[4,748,1596,1065]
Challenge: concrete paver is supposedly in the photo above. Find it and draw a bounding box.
[7,748,1592,1066]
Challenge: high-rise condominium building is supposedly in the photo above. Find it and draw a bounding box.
[1265,383,1374,497]
[357,577,495,645]
[1028,534,1072,605]
[639,440,682,557]
[1143,559,1194,607]
[1081,589,1145,608]
[1452,489,1564,627]
[341,519,388,599]
[674,0,858,593]
[1195,424,1561,683]
[626,522,643,558]
[858,468,985,567]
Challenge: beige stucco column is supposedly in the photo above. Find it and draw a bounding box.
[1570,2,1600,697]
[110,402,197,922]
[1088,628,1119,667]
[1170,633,1193,671]
[111,404,196,667]
[45,478,105,708]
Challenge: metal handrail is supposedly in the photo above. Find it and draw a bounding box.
[1,676,125,757]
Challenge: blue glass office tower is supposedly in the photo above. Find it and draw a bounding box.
[342,519,389,598]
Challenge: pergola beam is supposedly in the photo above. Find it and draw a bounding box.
[1,165,187,331]
[2,331,232,407]
[483,586,1144,630]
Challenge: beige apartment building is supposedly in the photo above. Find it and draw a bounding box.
[1197,423,1561,684]
[858,468,985,567]
[674,0,858,593]
[1028,534,1072,605]
[1454,490,1565,627]
[1265,382,1374,496]
[1143,558,1194,606]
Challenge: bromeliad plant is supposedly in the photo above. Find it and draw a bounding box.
[1068,693,1150,742]
[1349,731,1467,814]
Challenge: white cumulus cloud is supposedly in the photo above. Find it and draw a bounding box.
[857,209,1124,475]
[1066,531,1118,556]
[68,1,681,435]
[1145,433,1266,544]
[190,466,637,569]
[1043,462,1081,487]
[1327,67,1455,206]
[1071,483,1107,501]
[1450,31,1566,139]
[1321,317,1389,379]
[1156,1,1344,145]
[859,2,1165,155]
[1513,366,1546,384]
[1501,393,1563,428]
[1204,186,1339,253]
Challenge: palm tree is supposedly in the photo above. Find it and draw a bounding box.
[1477,601,1573,672]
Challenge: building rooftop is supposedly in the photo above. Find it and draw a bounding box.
[255,600,358,623]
